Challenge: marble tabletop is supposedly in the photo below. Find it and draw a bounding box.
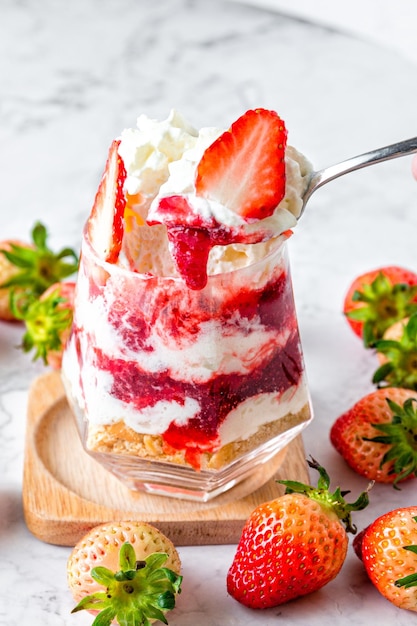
[1,0,417,624]
[230,0,417,65]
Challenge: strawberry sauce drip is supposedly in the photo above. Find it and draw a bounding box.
[167,227,212,291]
[147,195,253,290]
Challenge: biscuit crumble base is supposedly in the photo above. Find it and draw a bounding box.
[85,403,311,471]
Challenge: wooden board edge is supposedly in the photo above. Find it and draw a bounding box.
[23,372,309,547]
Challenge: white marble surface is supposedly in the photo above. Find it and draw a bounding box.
[1,1,417,624]
[229,0,417,65]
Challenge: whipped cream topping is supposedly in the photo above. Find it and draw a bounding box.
[119,110,311,222]
[119,110,200,197]
[116,110,312,282]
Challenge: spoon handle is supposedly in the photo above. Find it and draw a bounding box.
[301,136,417,214]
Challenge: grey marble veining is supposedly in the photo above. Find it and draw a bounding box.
[1,0,417,624]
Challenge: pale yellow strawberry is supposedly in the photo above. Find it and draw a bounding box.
[67,521,182,625]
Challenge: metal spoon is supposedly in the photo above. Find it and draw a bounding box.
[299,136,417,217]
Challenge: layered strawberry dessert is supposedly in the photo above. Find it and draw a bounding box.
[62,108,313,492]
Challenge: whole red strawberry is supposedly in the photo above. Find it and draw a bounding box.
[330,387,417,486]
[226,459,370,609]
[357,507,417,612]
[343,266,417,347]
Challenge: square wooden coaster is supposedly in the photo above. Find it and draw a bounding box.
[23,371,309,546]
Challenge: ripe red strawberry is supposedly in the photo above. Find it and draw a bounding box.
[330,387,417,486]
[195,108,287,221]
[88,139,127,264]
[358,507,417,612]
[68,521,182,625]
[343,266,417,347]
[227,458,370,609]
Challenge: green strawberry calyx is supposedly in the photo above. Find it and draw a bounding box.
[278,457,372,534]
[364,397,417,488]
[346,272,417,348]
[395,515,417,589]
[10,288,73,364]
[0,221,78,296]
[373,313,417,390]
[71,542,182,626]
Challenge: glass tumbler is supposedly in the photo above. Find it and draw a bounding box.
[62,227,312,502]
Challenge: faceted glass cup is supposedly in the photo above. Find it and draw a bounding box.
[62,228,312,502]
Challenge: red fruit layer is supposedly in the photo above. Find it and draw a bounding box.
[88,266,303,468]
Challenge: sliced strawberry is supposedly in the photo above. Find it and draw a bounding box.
[195,108,287,221]
[147,109,289,289]
[87,140,127,264]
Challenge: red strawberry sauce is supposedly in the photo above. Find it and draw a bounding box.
[85,253,304,469]
[147,194,276,290]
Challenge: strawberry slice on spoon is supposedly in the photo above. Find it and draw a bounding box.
[195,108,287,221]
[147,109,289,290]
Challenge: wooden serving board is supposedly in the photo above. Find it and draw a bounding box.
[23,371,309,547]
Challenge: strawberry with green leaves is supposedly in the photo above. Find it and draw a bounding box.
[373,313,417,390]
[330,387,417,486]
[356,507,417,612]
[227,458,370,609]
[10,281,75,369]
[0,221,78,302]
[68,521,182,626]
[147,109,288,289]
[0,221,79,364]
[343,266,417,347]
